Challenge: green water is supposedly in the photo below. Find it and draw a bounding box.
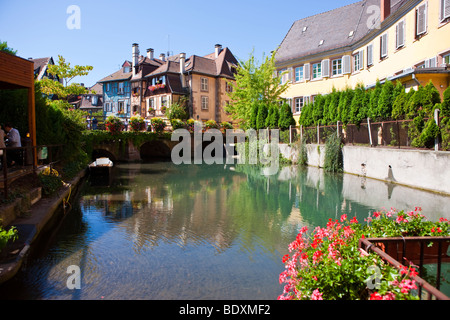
[1,162,449,299]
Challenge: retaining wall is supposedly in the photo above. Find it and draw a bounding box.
[301,143,450,195]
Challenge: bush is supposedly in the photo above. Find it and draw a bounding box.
[171,119,186,130]
[38,167,63,196]
[205,119,219,130]
[278,103,296,130]
[129,115,146,131]
[265,104,279,129]
[278,207,448,300]
[220,121,233,131]
[256,103,268,130]
[323,133,343,173]
[0,226,18,253]
[105,115,124,134]
[441,86,450,117]
[186,119,195,133]
[150,117,166,133]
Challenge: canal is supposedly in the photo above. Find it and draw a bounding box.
[1,161,449,299]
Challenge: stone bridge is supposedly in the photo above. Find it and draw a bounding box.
[91,134,240,162]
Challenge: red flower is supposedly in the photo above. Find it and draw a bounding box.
[282,254,290,264]
[369,292,383,300]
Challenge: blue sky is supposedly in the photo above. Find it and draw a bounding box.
[0,0,357,87]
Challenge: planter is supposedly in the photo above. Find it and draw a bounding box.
[370,237,450,265]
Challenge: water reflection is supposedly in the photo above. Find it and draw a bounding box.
[1,162,449,300]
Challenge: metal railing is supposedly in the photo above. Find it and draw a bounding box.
[0,144,63,199]
[359,237,450,300]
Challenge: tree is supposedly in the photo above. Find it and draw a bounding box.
[0,40,17,55]
[225,51,289,129]
[441,86,450,117]
[377,80,395,119]
[256,103,268,130]
[38,55,93,101]
[368,80,383,120]
[266,104,279,128]
[278,103,296,130]
[349,83,368,125]
[167,96,189,120]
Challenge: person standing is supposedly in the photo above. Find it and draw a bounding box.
[4,123,21,166]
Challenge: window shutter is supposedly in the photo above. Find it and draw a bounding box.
[416,3,427,36]
[367,44,373,66]
[380,33,388,58]
[321,59,330,78]
[342,55,351,74]
[358,51,364,70]
[396,20,405,48]
[441,0,450,21]
[429,57,437,68]
[304,63,311,80]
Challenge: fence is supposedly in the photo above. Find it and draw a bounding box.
[0,144,63,199]
[359,237,450,300]
[291,115,448,151]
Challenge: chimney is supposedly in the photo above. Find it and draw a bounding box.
[180,52,186,87]
[132,43,139,76]
[159,53,166,62]
[215,44,222,58]
[147,48,154,60]
[381,0,391,22]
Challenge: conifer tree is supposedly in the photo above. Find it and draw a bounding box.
[278,103,296,130]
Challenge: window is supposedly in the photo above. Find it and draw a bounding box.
[441,0,450,21]
[332,59,342,76]
[312,63,322,79]
[201,96,209,110]
[106,83,111,92]
[353,52,362,72]
[444,54,450,65]
[367,44,374,67]
[118,82,124,94]
[396,20,406,49]
[380,33,388,59]
[225,81,233,93]
[162,96,168,108]
[295,66,304,82]
[118,101,124,113]
[105,102,111,112]
[294,97,304,113]
[92,96,98,106]
[201,77,208,91]
[416,3,427,37]
[279,69,290,84]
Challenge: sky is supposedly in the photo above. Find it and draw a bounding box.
[0,0,357,87]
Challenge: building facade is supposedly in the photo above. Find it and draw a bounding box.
[275,0,450,122]
[128,43,238,124]
[98,61,132,119]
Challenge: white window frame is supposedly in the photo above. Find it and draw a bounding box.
[118,82,124,94]
[441,0,450,22]
[380,33,388,59]
[201,96,209,110]
[332,58,343,76]
[294,97,304,114]
[295,66,304,82]
[201,77,209,91]
[312,62,322,79]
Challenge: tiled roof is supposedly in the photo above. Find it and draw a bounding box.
[97,62,132,83]
[275,0,411,64]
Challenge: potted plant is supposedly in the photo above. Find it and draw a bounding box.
[205,119,219,130]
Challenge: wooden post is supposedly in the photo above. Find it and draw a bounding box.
[434,108,440,151]
[337,121,340,138]
[367,117,373,147]
[289,125,292,144]
[28,64,37,168]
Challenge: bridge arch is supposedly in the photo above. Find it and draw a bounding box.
[92,148,117,162]
[140,140,172,161]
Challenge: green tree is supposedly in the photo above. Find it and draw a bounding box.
[349,83,368,125]
[312,94,324,125]
[368,80,383,120]
[226,51,289,128]
[256,103,269,130]
[327,89,341,124]
[0,40,17,55]
[167,96,189,120]
[337,88,354,124]
[278,103,296,130]
[38,55,93,101]
[441,86,450,117]
[265,104,279,128]
[377,80,395,119]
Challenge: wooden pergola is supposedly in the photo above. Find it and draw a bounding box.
[0,50,37,167]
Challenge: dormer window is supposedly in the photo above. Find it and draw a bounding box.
[124,66,131,73]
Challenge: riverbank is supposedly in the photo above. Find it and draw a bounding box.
[0,169,87,285]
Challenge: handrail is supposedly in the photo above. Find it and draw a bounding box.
[359,237,450,300]
[0,144,63,199]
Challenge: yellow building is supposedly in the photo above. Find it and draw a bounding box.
[275,0,450,122]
